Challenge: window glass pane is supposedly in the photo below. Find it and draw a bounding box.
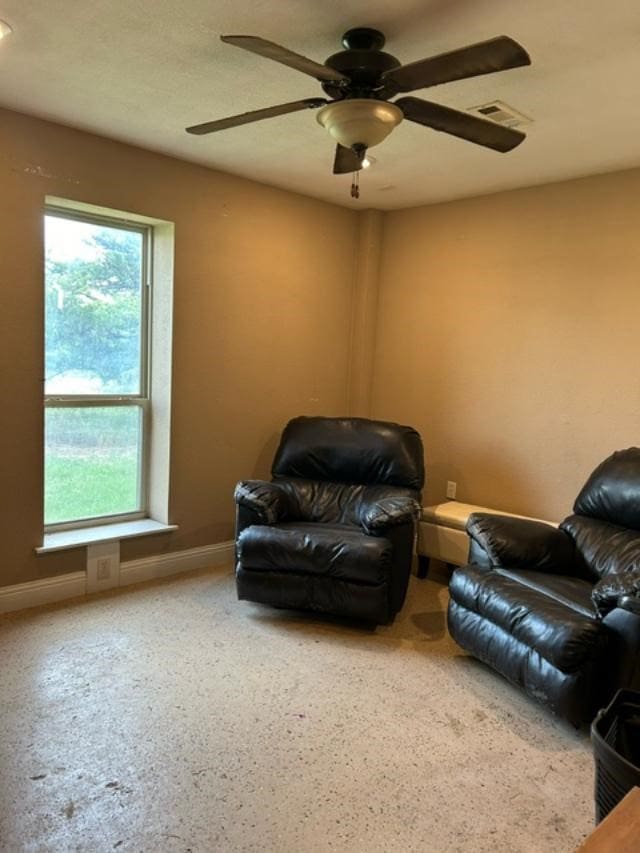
[45,215,144,395]
[45,406,142,525]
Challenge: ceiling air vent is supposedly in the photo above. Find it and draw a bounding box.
[467,100,532,129]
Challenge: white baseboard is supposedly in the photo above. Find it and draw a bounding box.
[0,541,235,615]
[119,541,234,586]
[0,571,87,615]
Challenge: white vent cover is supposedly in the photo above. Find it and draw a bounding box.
[467,100,532,129]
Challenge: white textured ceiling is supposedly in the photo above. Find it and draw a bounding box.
[1,0,640,209]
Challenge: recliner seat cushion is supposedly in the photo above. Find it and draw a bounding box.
[496,568,596,618]
[449,565,607,673]
[237,522,392,585]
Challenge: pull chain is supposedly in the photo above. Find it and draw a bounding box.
[350,170,360,199]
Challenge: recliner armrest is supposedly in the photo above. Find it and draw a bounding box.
[360,496,420,534]
[592,570,640,618]
[234,480,291,525]
[466,513,574,572]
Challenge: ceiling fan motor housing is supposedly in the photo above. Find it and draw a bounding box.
[322,29,400,100]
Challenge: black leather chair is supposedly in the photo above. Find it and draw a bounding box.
[447,448,640,726]
[234,416,424,625]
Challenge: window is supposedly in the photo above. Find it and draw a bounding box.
[44,208,151,529]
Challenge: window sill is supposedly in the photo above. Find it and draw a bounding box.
[36,519,178,554]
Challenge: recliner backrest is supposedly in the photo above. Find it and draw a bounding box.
[573,447,640,531]
[560,514,640,581]
[271,416,425,490]
[560,448,640,581]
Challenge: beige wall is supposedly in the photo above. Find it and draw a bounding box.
[0,108,358,586]
[3,104,640,590]
[371,169,640,520]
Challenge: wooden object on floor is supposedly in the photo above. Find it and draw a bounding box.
[576,786,640,852]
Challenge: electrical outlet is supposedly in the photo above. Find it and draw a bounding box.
[446,481,457,500]
[96,557,111,580]
[87,541,120,593]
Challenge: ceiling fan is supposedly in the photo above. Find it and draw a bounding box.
[186,27,531,176]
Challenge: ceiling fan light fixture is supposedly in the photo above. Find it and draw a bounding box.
[0,19,13,40]
[316,99,403,150]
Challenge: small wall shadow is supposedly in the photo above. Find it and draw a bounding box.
[251,430,281,479]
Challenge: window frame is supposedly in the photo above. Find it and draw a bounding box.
[44,205,153,532]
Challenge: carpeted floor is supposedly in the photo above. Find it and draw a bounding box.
[0,566,594,852]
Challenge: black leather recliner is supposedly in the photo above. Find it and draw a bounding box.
[234,416,425,625]
[447,448,640,726]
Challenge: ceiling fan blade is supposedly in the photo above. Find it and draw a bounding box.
[395,97,526,152]
[383,36,530,93]
[186,98,327,135]
[221,35,349,84]
[333,144,365,175]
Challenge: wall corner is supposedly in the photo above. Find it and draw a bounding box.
[346,208,384,417]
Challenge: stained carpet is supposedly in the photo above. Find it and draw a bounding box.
[0,567,594,851]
